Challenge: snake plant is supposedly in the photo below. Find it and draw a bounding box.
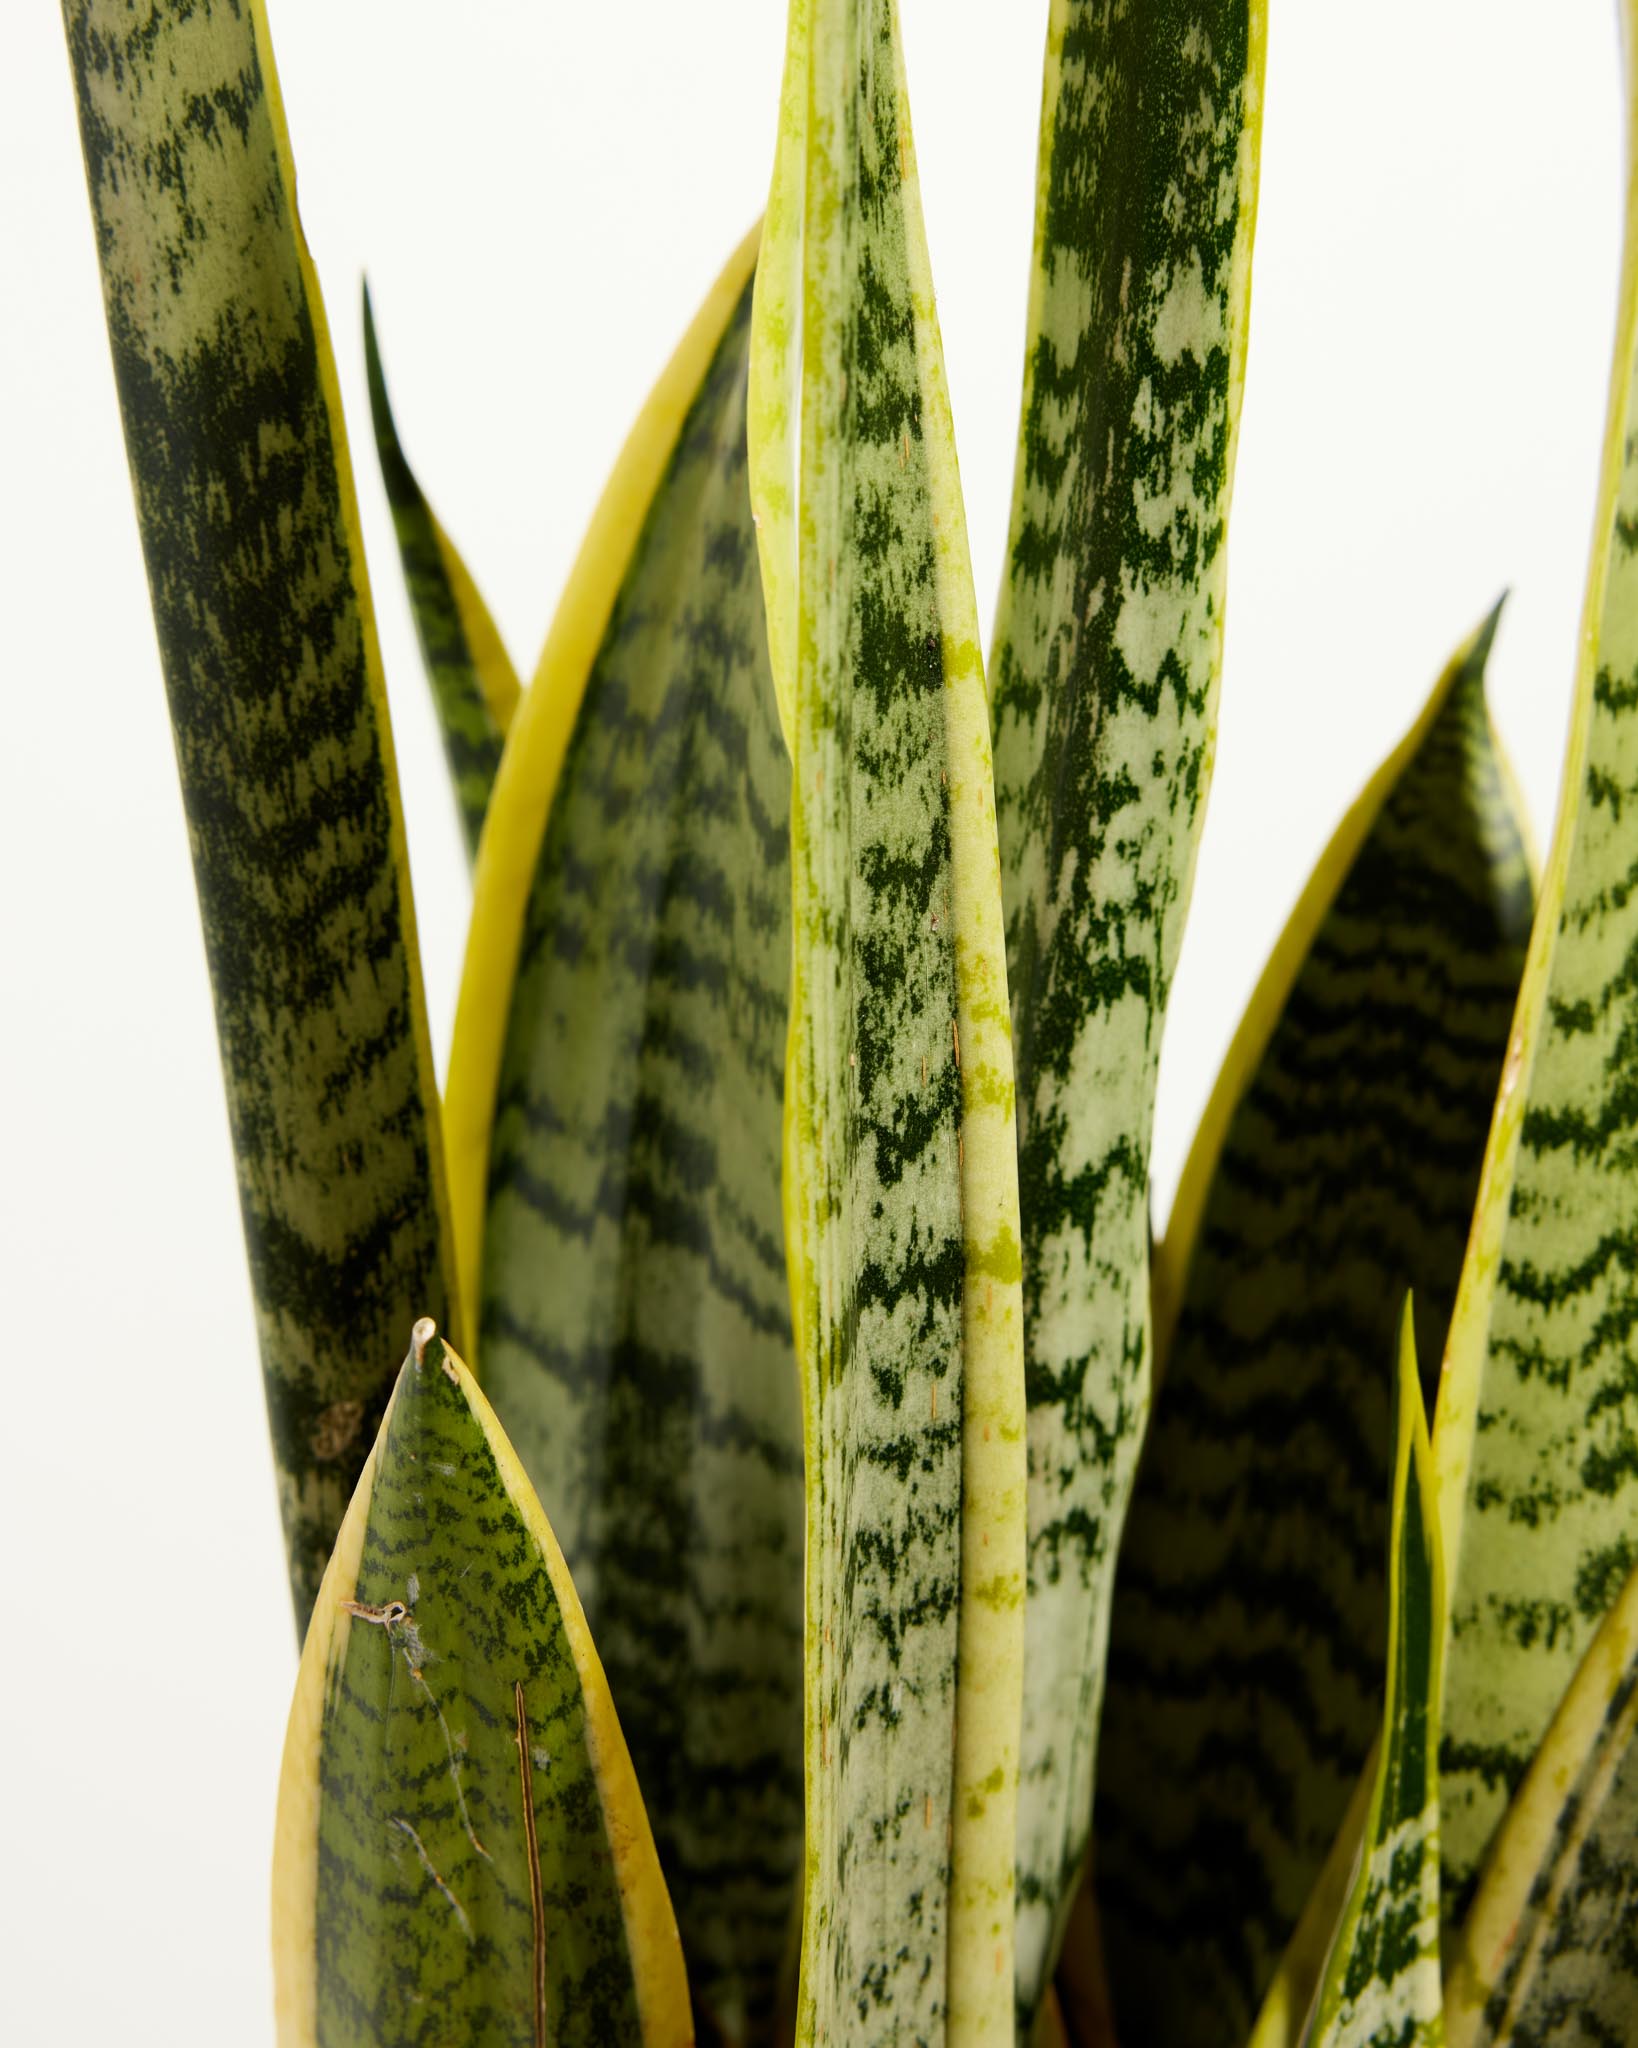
[63,0,1638,2043]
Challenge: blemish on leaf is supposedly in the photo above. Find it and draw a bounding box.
[311,1400,364,1463]
[391,1817,472,1943]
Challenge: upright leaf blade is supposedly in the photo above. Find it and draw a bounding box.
[752,2,1027,2038]
[1155,608,1532,1371]
[987,5,1266,2019]
[1433,4,1638,1908]
[273,1322,690,2048]
[446,232,803,2045]
[1446,1560,1638,2048]
[63,0,460,1627]
[1094,621,1532,2046]
[1305,1307,1445,2048]
[364,288,521,863]
[444,225,763,1346]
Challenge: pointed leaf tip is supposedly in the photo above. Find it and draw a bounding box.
[1470,592,1508,668]
[1305,1303,1444,2048]
[1102,619,1530,2042]
[274,1327,690,2047]
[361,288,519,863]
[1432,61,1638,1898]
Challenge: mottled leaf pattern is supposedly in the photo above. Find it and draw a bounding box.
[751,1,1027,2039]
[364,287,521,863]
[467,260,802,2045]
[273,1322,690,2048]
[1095,621,1532,2046]
[1432,7,1638,1913]
[62,0,460,1628]
[443,226,762,1364]
[1447,1560,1638,2048]
[1304,1308,1444,2048]
[1152,607,1529,1374]
[986,4,1266,2019]
[1449,1556,1637,2048]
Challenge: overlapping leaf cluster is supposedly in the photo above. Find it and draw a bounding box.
[64,0,1638,2044]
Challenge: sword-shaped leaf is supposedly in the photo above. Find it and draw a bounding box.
[273,1320,690,2048]
[1155,607,1533,1375]
[442,227,803,2046]
[1433,2,1638,1913]
[364,287,522,863]
[1094,620,1532,2048]
[987,5,1266,2019]
[1445,1558,1638,2048]
[1305,1308,1445,2048]
[62,0,460,1628]
[750,1,1027,2038]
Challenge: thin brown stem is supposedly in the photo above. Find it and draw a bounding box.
[514,1680,547,2048]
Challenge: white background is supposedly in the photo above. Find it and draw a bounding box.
[0,3,1624,2037]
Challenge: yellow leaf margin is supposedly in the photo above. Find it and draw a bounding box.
[270,1321,690,2047]
[442,223,763,1343]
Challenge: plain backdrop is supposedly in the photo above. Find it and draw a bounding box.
[0,3,1625,2037]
